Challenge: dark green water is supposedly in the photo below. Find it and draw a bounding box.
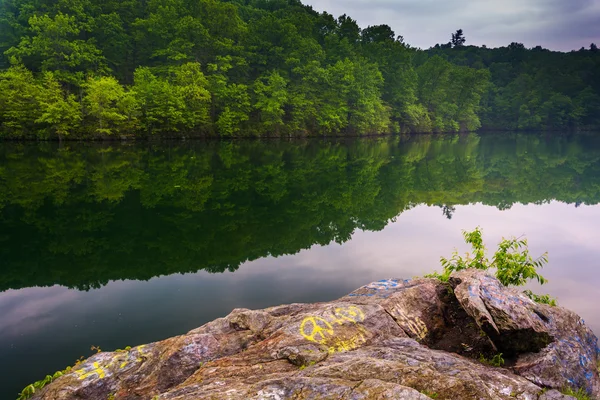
[2,133,600,398]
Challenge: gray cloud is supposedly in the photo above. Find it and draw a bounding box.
[303,0,600,50]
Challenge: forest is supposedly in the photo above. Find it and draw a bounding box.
[2,133,600,290]
[0,0,599,138]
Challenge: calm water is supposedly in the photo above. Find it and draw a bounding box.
[1,133,600,398]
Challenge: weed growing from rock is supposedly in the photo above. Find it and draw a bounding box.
[478,353,505,367]
[426,227,557,305]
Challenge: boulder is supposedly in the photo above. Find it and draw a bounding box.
[451,270,600,396]
[451,270,552,354]
[30,272,599,400]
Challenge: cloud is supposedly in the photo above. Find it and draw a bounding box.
[303,0,600,50]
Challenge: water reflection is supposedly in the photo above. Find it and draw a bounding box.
[1,133,599,292]
[1,133,600,398]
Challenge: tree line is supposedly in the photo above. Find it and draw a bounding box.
[0,0,599,139]
[2,133,600,290]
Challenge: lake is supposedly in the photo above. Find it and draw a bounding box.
[1,132,600,398]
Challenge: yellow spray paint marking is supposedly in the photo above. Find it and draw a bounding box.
[75,362,106,380]
[408,317,428,341]
[135,345,148,362]
[331,306,365,325]
[299,306,369,354]
[393,308,428,341]
[72,346,141,381]
[326,330,367,354]
[103,353,130,372]
[300,317,334,344]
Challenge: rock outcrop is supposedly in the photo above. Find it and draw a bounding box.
[31,271,600,400]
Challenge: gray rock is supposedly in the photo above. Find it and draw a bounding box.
[451,269,552,354]
[30,273,599,400]
[538,389,577,400]
[451,269,600,398]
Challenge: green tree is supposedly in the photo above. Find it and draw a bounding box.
[133,67,191,134]
[361,24,395,44]
[451,29,466,48]
[93,12,133,81]
[0,65,41,135]
[417,56,453,131]
[346,60,390,134]
[6,12,106,86]
[447,66,490,130]
[36,72,82,138]
[337,14,361,43]
[215,84,251,136]
[287,60,348,134]
[253,71,288,134]
[0,0,25,69]
[84,76,138,135]
[172,62,212,131]
[206,57,251,136]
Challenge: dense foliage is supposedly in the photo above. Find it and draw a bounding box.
[428,42,600,131]
[1,0,598,138]
[2,132,600,291]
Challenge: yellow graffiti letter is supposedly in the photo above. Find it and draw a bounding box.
[300,316,334,344]
[332,306,365,324]
[75,362,106,380]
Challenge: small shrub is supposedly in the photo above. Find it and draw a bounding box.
[427,228,555,303]
[17,367,72,400]
[16,345,107,400]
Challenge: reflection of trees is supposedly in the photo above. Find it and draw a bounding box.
[1,132,600,291]
[438,205,456,220]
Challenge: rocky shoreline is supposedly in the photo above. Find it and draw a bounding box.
[28,270,600,399]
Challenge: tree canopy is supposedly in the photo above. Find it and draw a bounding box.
[0,0,599,138]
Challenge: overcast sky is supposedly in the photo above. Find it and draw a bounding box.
[302,0,600,51]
